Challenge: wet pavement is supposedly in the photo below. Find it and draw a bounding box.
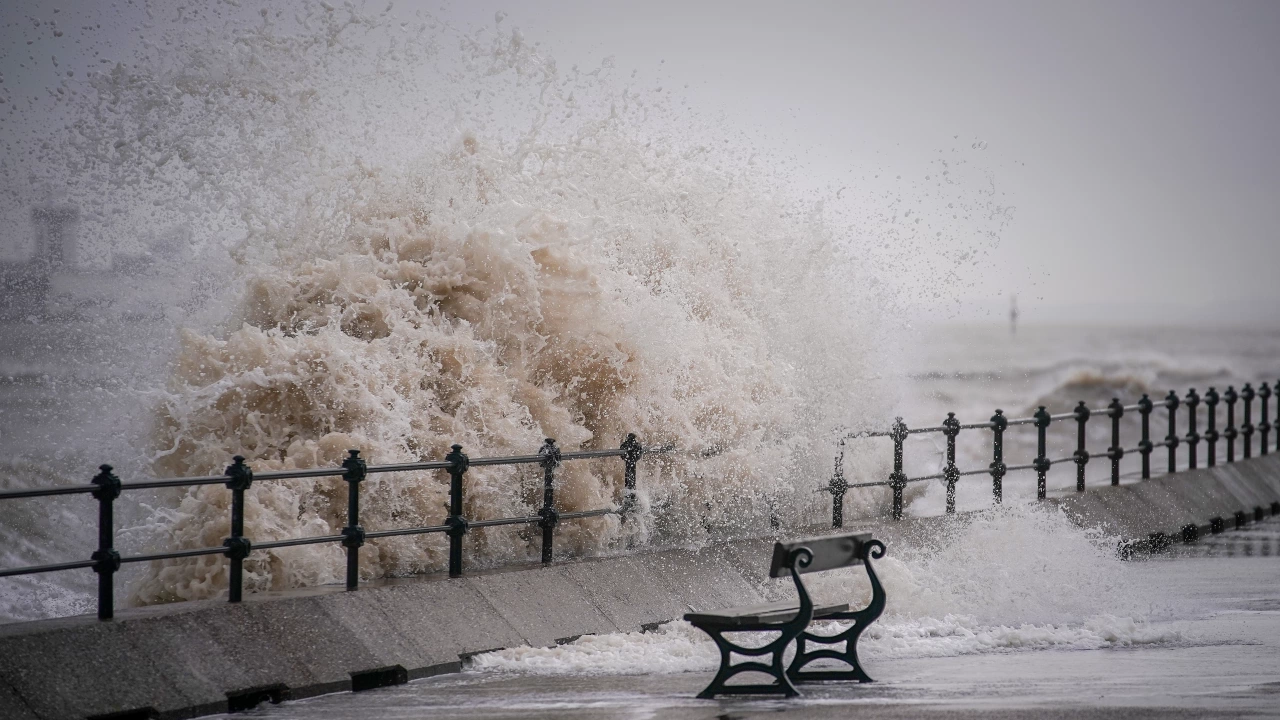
[228,524,1280,720]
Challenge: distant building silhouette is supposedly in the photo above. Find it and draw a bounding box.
[0,206,80,319]
[1,205,206,322]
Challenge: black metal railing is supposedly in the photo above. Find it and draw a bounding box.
[826,379,1280,525]
[0,433,670,620]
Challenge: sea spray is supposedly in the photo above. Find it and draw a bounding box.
[469,504,1182,675]
[1,3,1010,610]
[107,15,895,602]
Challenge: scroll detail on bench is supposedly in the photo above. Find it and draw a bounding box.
[683,532,887,699]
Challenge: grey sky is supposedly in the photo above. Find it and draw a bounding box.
[3,0,1279,326]
[436,0,1280,326]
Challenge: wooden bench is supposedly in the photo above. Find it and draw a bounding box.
[683,532,887,698]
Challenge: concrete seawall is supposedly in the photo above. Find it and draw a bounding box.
[1045,453,1280,548]
[3,455,1280,720]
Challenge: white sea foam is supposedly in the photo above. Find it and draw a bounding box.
[471,505,1184,675]
[468,615,1185,676]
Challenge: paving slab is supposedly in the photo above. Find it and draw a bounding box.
[117,609,244,718]
[237,594,384,695]
[1214,465,1274,511]
[1047,492,1114,532]
[373,576,526,664]
[1226,461,1280,503]
[1123,481,1199,534]
[0,676,37,720]
[466,565,621,647]
[1157,474,1237,521]
[1106,485,1176,536]
[561,554,687,632]
[0,619,190,720]
[319,588,437,673]
[630,547,767,616]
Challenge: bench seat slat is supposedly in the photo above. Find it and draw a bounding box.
[684,600,849,626]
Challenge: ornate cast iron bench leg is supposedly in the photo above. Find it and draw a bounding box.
[787,539,886,683]
[691,547,815,699]
[694,620,804,698]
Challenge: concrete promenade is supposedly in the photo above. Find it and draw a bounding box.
[242,539,1280,720]
[2,455,1279,720]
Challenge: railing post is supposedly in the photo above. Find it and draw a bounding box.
[1204,387,1219,467]
[538,439,562,563]
[1224,386,1238,462]
[1073,401,1090,492]
[444,444,469,578]
[1241,383,1255,459]
[829,441,847,528]
[1259,382,1272,456]
[1107,398,1124,486]
[1033,406,1050,500]
[223,456,253,603]
[341,449,367,591]
[1184,389,1200,470]
[990,410,1008,504]
[889,418,908,521]
[942,413,960,514]
[90,464,122,621]
[1164,390,1180,474]
[1137,394,1153,479]
[620,433,642,516]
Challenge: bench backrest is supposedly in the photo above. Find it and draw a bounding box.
[768,532,871,578]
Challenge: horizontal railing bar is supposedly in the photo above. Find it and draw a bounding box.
[120,546,228,564]
[121,477,227,490]
[469,516,540,529]
[364,461,452,474]
[1123,403,1145,412]
[469,454,544,467]
[848,478,896,488]
[1004,462,1039,472]
[558,508,618,520]
[876,406,1153,436]
[560,449,626,460]
[0,559,96,578]
[889,455,1105,486]
[0,484,96,500]
[254,535,345,551]
[3,445,674,501]
[363,524,449,539]
[252,467,349,481]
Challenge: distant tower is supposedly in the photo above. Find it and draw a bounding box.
[31,205,80,272]
[0,206,79,319]
[1009,294,1018,336]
